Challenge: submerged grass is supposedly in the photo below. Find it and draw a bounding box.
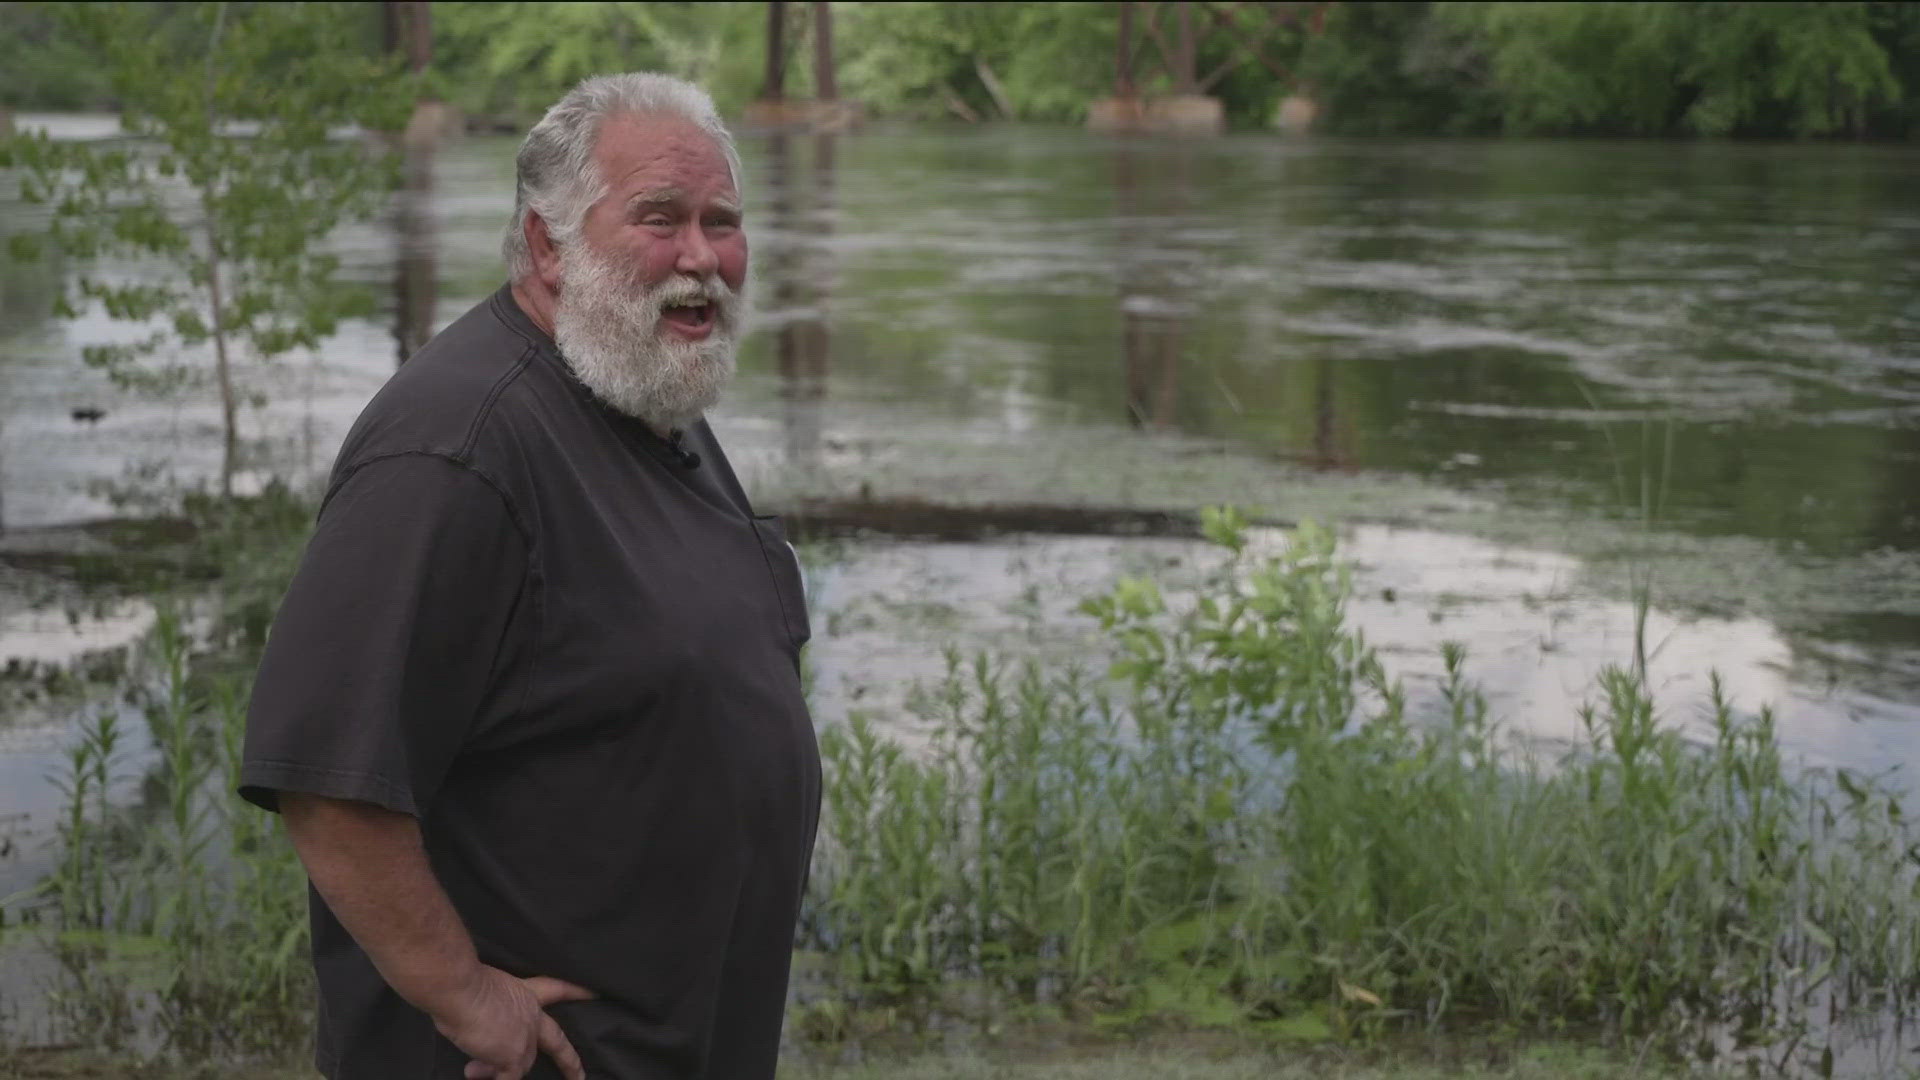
[803,509,1920,1073]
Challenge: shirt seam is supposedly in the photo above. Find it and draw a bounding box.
[459,341,539,460]
[323,450,535,552]
[488,288,556,360]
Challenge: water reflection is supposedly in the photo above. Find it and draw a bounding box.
[1114,142,1187,431]
[392,136,437,364]
[764,132,835,471]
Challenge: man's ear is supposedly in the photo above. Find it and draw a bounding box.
[525,212,562,291]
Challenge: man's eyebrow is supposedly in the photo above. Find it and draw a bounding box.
[627,187,685,208]
[626,189,741,216]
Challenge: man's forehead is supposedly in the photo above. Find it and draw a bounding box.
[593,114,737,204]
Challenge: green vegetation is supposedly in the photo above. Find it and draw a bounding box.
[0,2,407,491]
[2,489,318,1061]
[5,2,1917,137]
[429,1,1920,136]
[1430,2,1911,137]
[428,2,764,120]
[804,512,1920,1072]
[779,1045,1682,1080]
[8,500,1920,1073]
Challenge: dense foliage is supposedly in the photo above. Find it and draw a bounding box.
[4,1,1916,137]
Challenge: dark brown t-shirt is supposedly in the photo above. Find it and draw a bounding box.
[241,286,820,1079]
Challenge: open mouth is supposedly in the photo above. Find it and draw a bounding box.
[661,302,716,331]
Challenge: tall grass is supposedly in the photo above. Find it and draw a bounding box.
[6,490,316,1060]
[805,513,1920,1064]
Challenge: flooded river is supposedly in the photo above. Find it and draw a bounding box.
[2,119,1919,880]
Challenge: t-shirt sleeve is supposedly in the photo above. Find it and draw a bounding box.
[239,452,529,817]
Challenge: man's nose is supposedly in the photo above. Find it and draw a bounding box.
[675,223,719,277]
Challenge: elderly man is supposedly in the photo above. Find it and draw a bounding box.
[240,74,820,1080]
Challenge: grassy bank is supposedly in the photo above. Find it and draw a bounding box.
[0,1042,1675,1080]
[4,501,1918,1075]
[0,1037,1674,1068]
[782,1046,1679,1080]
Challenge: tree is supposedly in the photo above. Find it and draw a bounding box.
[836,1,1115,122]
[1436,1,1903,137]
[1866,0,1920,137]
[432,2,768,122]
[1299,2,1503,135]
[0,2,408,494]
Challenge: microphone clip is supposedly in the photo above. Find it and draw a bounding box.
[666,435,701,469]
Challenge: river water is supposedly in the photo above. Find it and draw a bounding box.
[1,120,1918,883]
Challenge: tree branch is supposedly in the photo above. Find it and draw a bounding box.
[1195,0,1292,90]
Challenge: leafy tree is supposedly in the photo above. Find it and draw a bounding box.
[1435,2,1684,134]
[5,1,1918,140]
[0,2,407,494]
[838,1,1115,122]
[432,2,767,122]
[1678,0,1899,136]
[1437,1,1903,137]
[1866,0,1920,137]
[1300,2,1502,135]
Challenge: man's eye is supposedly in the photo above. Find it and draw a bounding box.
[641,216,672,228]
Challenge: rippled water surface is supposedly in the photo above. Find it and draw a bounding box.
[2,120,1918,796]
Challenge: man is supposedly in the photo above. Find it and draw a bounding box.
[241,73,821,1080]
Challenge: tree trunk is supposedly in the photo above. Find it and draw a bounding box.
[382,2,432,76]
[393,139,436,365]
[1116,1,1136,98]
[201,212,239,497]
[763,1,788,102]
[812,1,836,101]
[201,6,238,496]
[1173,0,1198,95]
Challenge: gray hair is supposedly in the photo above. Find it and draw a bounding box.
[503,72,744,279]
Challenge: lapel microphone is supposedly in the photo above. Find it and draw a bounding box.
[666,433,702,469]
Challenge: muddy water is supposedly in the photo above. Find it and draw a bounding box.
[1,122,1918,851]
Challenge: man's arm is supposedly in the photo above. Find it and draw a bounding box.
[281,793,592,1080]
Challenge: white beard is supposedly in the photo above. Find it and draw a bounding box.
[551,243,744,434]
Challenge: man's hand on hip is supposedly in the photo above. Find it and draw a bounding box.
[277,794,596,1080]
[436,965,595,1080]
